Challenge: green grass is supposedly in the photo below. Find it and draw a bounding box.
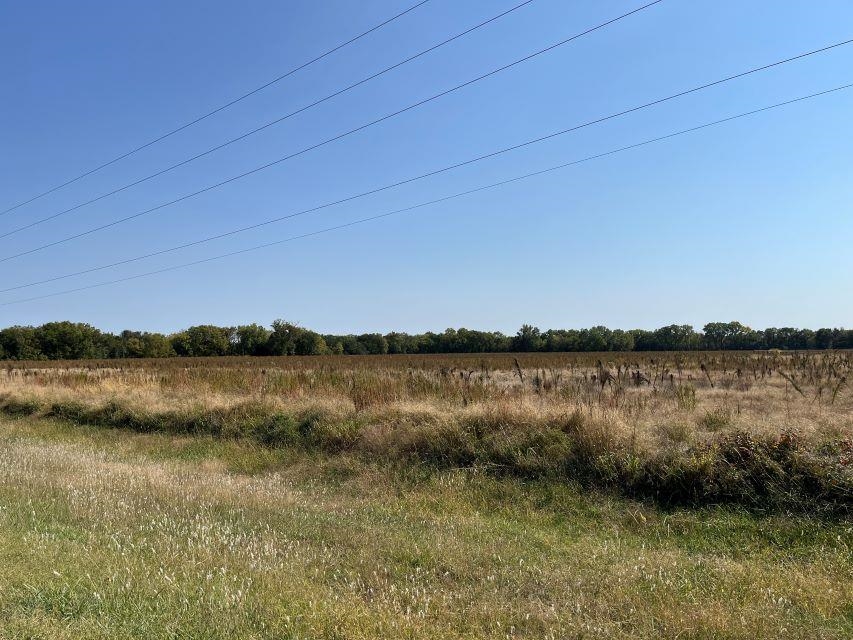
[2,394,850,515]
[0,415,851,639]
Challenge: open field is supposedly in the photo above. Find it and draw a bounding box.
[1,351,851,512]
[0,352,851,637]
[0,416,851,639]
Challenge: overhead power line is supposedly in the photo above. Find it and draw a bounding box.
[1,81,849,305]
[0,0,536,238]
[2,31,850,266]
[0,0,432,218]
[0,0,664,256]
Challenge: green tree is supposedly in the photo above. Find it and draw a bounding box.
[231,324,271,356]
[511,325,543,352]
[141,333,175,358]
[386,332,418,354]
[0,326,43,360]
[37,322,104,359]
[578,326,610,352]
[358,333,389,355]
[608,329,635,352]
[702,322,755,350]
[543,329,580,352]
[267,321,328,356]
[266,320,300,356]
[121,331,146,358]
[294,331,329,356]
[652,324,699,351]
[171,325,230,357]
[814,328,834,349]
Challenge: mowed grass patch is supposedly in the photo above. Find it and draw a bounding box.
[0,416,851,639]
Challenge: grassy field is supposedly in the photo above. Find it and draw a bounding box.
[0,352,851,637]
[1,351,850,511]
[0,416,851,639]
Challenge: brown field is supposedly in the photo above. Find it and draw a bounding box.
[1,350,850,510]
[2,350,851,440]
[0,351,851,638]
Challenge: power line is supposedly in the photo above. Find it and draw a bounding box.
[1,81,849,305]
[0,0,536,238]
[3,31,850,266]
[4,83,849,296]
[0,0,432,218]
[0,0,665,261]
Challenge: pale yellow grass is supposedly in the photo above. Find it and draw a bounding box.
[1,358,850,450]
[0,417,850,638]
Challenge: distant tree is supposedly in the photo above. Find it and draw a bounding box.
[793,329,816,350]
[0,319,845,361]
[438,328,463,353]
[702,321,755,350]
[0,326,42,360]
[761,328,780,349]
[438,328,503,353]
[651,324,699,351]
[512,325,543,352]
[483,330,510,353]
[119,331,146,358]
[418,332,442,354]
[542,329,573,352]
[578,326,610,352]
[814,328,834,350]
[266,321,328,356]
[761,327,813,350]
[266,320,301,356]
[357,333,388,355]
[171,325,230,357]
[337,335,368,355]
[231,324,271,356]
[386,332,415,354]
[608,329,635,352]
[630,329,656,351]
[37,321,104,360]
[702,322,729,350]
[294,331,329,356]
[140,333,175,358]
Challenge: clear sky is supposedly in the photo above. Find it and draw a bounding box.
[1,0,851,335]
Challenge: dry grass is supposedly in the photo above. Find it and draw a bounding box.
[2,350,851,439]
[0,416,850,638]
[1,351,851,512]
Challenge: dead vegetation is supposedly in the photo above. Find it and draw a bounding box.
[1,350,851,513]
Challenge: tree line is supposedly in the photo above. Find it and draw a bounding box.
[0,320,851,361]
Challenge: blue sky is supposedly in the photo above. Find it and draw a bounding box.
[1,0,851,334]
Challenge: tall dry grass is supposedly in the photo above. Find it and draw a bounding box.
[1,351,851,512]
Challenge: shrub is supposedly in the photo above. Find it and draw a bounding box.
[0,395,42,416]
[657,422,694,447]
[6,392,850,515]
[47,401,88,423]
[698,407,732,432]
[253,413,300,447]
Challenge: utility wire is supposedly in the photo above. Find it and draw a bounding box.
[0,0,432,218]
[2,31,850,266]
[3,82,849,295]
[0,0,665,260]
[1,81,849,305]
[0,0,536,238]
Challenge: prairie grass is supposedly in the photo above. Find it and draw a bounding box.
[0,416,851,639]
[1,351,851,512]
